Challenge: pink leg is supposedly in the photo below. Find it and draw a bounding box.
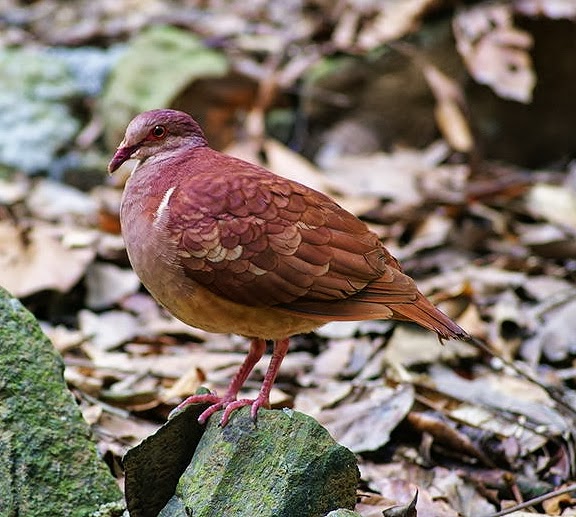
[169,338,266,423]
[220,337,290,425]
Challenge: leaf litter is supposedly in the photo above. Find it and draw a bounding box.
[3,0,576,515]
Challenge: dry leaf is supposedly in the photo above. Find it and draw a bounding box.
[0,173,30,204]
[395,212,454,259]
[360,463,463,517]
[430,468,497,516]
[323,152,422,203]
[103,372,161,410]
[81,403,103,426]
[226,138,332,194]
[315,320,371,339]
[0,220,95,297]
[315,119,381,167]
[64,366,103,397]
[355,0,438,50]
[120,292,211,340]
[85,262,141,309]
[519,223,576,259]
[382,490,418,517]
[417,264,526,299]
[41,322,86,353]
[26,178,98,222]
[429,365,570,434]
[515,0,576,19]
[454,2,536,103]
[541,485,576,515]
[531,299,576,362]
[434,100,472,153]
[322,142,450,203]
[449,404,547,458]
[355,492,399,517]
[293,381,353,414]
[407,411,494,465]
[421,63,473,152]
[96,412,159,445]
[89,349,246,380]
[522,275,575,303]
[384,325,473,367]
[79,309,141,351]
[310,339,356,379]
[488,289,526,358]
[332,6,361,50]
[525,183,576,230]
[160,367,205,403]
[317,384,414,452]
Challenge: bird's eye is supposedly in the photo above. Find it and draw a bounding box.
[151,125,166,139]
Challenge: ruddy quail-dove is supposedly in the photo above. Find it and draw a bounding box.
[109,109,469,426]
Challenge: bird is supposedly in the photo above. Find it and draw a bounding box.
[109,108,469,426]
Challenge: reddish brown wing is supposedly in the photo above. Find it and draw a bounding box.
[167,152,415,310]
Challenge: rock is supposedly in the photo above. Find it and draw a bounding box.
[47,46,124,98]
[124,400,210,517]
[0,48,80,174]
[0,287,122,516]
[171,407,359,517]
[100,25,229,150]
[324,511,363,517]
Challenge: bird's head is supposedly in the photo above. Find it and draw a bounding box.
[108,109,207,174]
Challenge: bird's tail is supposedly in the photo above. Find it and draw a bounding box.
[388,292,469,341]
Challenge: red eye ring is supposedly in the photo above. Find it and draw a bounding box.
[151,125,166,139]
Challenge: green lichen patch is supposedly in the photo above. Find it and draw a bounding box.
[0,288,122,516]
[173,407,359,517]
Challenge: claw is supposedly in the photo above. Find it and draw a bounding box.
[169,393,270,426]
[198,402,228,424]
[250,397,268,421]
[167,392,222,420]
[219,398,255,426]
[220,395,270,426]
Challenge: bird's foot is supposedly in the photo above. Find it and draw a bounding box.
[195,396,269,427]
[168,392,261,426]
[218,396,269,426]
[168,392,224,420]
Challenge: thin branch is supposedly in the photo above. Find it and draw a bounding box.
[483,482,576,517]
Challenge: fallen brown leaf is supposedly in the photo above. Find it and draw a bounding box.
[0,220,95,297]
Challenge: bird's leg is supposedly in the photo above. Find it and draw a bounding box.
[219,337,290,426]
[170,338,266,423]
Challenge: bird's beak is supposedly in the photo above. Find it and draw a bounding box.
[107,143,139,174]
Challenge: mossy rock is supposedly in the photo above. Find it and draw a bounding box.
[0,287,122,516]
[171,407,359,517]
[100,25,229,150]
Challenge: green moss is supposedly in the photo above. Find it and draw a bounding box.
[100,25,229,149]
[0,289,122,516]
[0,49,80,173]
[175,408,358,517]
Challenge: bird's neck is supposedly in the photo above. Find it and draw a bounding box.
[122,145,212,217]
[139,142,202,171]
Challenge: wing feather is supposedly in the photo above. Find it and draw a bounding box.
[165,151,418,316]
[129,144,467,340]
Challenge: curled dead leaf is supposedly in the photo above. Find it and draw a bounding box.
[454,3,536,103]
[515,0,576,19]
[317,384,414,452]
[0,221,95,297]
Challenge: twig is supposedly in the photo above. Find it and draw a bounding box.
[468,335,576,419]
[482,482,576,517]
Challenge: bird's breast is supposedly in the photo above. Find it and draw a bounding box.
[120,182,321,339]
